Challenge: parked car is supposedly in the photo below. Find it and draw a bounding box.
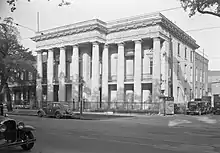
[0,110,36,150]
[213,101,220,115]
[186,101,211,115]
[37,102,74,119]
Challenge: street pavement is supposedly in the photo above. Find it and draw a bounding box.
[1,114,220,153]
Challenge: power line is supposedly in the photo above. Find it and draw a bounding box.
[186,26,220,32]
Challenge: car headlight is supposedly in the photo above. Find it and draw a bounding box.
[17,122,24,129]
[0,124,6,132]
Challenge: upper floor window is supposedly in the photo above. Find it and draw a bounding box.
[195,68,198,81]
[150,59,153,75]
[185,47,187,59]
[177,61,180,80]
[177,43,180,56]
[190,51,193,62]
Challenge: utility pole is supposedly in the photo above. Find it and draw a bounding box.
[37,12,40,32]
[202,49,205,97]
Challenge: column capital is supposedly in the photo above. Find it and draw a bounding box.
[72,44,79,48]
[133,39,142,44]
[36,49,43,54]
[104,44,109,48]
[153,37,161,41]
[60,46,67,50]
[48,48,54,52]
[92,41,100,46]
[117,42,124,46]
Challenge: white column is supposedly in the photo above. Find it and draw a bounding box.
[91,42,100,104]
[134,40,142,107]
[161,40,169,96]
[36,51,43,108]
[47,49,54,102]
[117,42,125,102]
[152,37,161,103]
[102,44,109,107]
[71,45,79,108]
[59,47,66,102]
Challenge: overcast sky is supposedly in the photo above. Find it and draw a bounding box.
[1,0,220,70]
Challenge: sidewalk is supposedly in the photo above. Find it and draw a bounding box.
[5,109,160,118]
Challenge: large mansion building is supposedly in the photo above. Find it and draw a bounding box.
[32,13,208,109]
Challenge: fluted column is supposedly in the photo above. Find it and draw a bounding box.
[152,37,161,103]
[102,44,109,108]
[134,40,142,108]
[47,49,54,102]
[36,50,43,108]
[91,42,100,105]
[117,42,125,102]
[59,47,66,102]
[71,45,79,109]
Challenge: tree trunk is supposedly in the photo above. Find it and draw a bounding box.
[5,83,13,112]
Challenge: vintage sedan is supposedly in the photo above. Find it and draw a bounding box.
[37,102,74,119]
[0,114,36,150]
[186,101,211,115]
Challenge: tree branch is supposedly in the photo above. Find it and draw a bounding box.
[197,7,220,17]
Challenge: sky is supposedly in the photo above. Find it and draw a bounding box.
[0,0,220,70]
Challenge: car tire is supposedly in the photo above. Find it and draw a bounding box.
[20,131,35,151]
[55,112,61,119]
[37,111,43,117]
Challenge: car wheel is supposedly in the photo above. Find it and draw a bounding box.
[37,111,43,117]
[21,131,35,151]
[55,112,61,119]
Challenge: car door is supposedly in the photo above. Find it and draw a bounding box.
[47,103,53,116]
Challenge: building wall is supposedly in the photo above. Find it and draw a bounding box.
[208,71,220,95]
[171,36,194,104]
[194,52,209,98]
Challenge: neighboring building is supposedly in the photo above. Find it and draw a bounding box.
[208,71,220,95]
[8,69,37,108]
[32,12,207,110]
[194,52,209,98]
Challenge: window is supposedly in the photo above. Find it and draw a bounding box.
[177,43,180,56]
[177,87,180,102]
[190,67,193,82]
[185,47,187,59]
[150,59,153,75]
[184,88,187,102]
[177,61,180,80]
[190,51,193,62]
[200,69,202,82]
[195,68,198,81]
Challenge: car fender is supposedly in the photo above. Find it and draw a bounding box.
[20,125,36,132]
[37,109,46,116]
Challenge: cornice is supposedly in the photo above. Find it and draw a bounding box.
[160,17,199,50]
[32,23,107,42]
[32,13,200,51]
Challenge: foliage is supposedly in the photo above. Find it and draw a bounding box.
[0,17,36,111]
[7,0,72,12]
[179,0,220,17]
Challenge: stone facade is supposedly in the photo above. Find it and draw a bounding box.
[32,13,207,110]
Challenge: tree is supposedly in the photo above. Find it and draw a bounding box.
[0,17,36,111]
[7,0,72,12]
[179,0,220,18]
